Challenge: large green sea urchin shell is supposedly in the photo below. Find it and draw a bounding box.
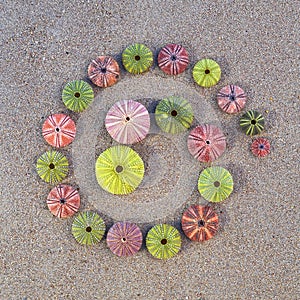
[122,43,153,74]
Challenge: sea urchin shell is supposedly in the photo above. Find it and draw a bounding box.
[240,110,265,136]
[106,222,143,257]
[181,205,219,242]
[42,114,76,148]
[36,150,69,184]
[217,85,247,114]
[187,124,226,163]
[158,43,189,75]
[122,43,153,74]
[251,137,270,157]
[88,56,120,88]
[146,224,181,260]
[105,100,150,144]
[198,166,233,202]
[192,59,221,88]
[72,211,106,245]
[47,184,80,218]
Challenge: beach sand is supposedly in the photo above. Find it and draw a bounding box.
[1,1,299,299]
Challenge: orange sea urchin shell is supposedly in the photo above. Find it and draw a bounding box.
[42,114,76,148]
[47,184,80,218]
[181,205,219,242]
[88,56,120,88]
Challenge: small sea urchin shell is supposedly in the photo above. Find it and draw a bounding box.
[146,224,181,260]
[193,59,221,88]
[42,114,76,148]
[122,43,153,74]
[62,80,94,112]
[251,138,270,157]
[95,145,144,195]
[106,222,143,257]
[72,211,106,245]
[36,150,69,184]
[105,100,150,144]
[181,205,219,242]
[155,96,194,134]
[88,56,120,88]
[158,43,189,75]
[47,184,80,218]
[240,110,265,136]
[187,124,226,163]
[198,166,233,202]
[217,85,247,114]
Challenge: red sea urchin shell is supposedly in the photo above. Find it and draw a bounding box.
[181,205,219,242]
[47,184,80,218]
[42,114,76,148]
[106,222,143,257]
[105,100,150,144]
[251,138,270,157]
[217,85,247,114]
[88,56,120,88]
[158,43,189,75]
[187,124,226,163]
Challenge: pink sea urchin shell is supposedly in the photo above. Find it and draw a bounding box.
[88,56,120,88]
[105,99,150,144]
[42,114,76,148]
[47,184,80,218]
[217,85,247,114]
[106,222,143,257]
[251,138,270,157]
[187,124,226,162]
[158,43,189,75]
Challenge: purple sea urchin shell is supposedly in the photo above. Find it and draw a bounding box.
[106,222,143,257]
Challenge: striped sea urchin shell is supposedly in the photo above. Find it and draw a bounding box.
[240,110,265,136]
[158,43,189,75]
[42,114,76,148]
[146,224,181,260]
[88,56,120,88]
[72,211,106,245]
[193,59,221,88]
[47,184,80,218]
[105,100,150,144]
[36,150,69,184]
[181,205,219,242]
[187,124,226,163]
[106,222,143,257]
[217,85,247,114]
[251,137,270,157]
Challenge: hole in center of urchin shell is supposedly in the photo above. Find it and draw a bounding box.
[74,92,80,98]
[205,69,210,74]
[214,181,220,187]
[121,237,126,242]
[206,140,210,145]
[49,163,55,169]
[171,110,178,117]
[115,165,123,173]
[198,219,205,227]
[161,238,167,245]
[125,116,130,122]
[59,198,66,204]
[55,127,60,132]
[86,226,92,232]
[134,55,141,61]
[101,68,107,73]
[251,119,257,125]
[259,144,265,149]
[229,95,236,101]
[171,54,177,61]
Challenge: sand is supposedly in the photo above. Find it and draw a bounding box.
[1,1,299,299]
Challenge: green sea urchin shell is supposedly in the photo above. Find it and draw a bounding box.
[198,166,233,202]
[192,59,221,88]
[146,224,181,259]
[239,110,265,136]
[95,145,145,195]
[36,150,69,184]
[71,211,106,245]
[62,80,94,112]
[155,96,194,134]
[122,43,153,74]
